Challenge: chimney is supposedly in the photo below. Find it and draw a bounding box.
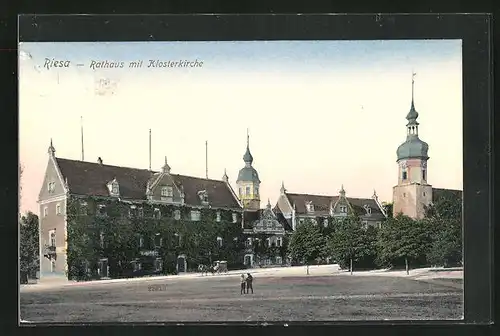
[97,157,103,165]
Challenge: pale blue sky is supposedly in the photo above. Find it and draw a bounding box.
[19,40,463,214]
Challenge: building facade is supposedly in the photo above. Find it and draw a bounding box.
[37,141,244,281]
[392,76,462,219]
[274,183,387,231]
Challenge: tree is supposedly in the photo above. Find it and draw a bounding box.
[425,191,462,267]
[288,219,326,274]
[20,212,40,283]
[376,214,432,274]
[327,216,377,273]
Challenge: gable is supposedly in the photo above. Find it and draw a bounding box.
[38,157,66,201]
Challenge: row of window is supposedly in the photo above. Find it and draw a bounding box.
[245,236,283,248]
[88,203,239,223]
[401,168,427,181]
[238,186,259,197]
[297,218,382,229]
[43,203,63,217]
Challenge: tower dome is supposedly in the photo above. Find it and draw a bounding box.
[396,72,429,161]
[236,130,261,184]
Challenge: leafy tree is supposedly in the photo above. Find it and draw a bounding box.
[19,212,40,283]
[327,216,377,273]
[288,219,326,273]
[425,191,462,267]
[376,214,433,274]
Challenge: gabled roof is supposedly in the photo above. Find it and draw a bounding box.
[284,193,338,215]
[284,192,385,217]
[55,158,241,209]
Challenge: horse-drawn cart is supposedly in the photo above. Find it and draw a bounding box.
[215,260,228,274]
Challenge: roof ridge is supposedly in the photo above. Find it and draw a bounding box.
[56,157,156,173]
[171,173,224,183]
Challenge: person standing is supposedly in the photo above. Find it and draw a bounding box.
[245,273,254,294]
[240,274,246,294]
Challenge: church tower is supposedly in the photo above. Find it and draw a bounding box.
[236,129,261,210]
[393,73,433,219]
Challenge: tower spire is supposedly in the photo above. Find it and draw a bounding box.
[243,128,253,166]
[411,71,416,108]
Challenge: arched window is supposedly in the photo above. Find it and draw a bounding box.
[402,168,408,180]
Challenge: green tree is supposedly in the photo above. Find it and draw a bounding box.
[288,219,326,274]
[327,216,377,273]
[376,215,432,274]
[20,212,40,283]
[425,191,462,267]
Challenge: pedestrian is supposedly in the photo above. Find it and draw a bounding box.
[240,274,246,294]
[245,273,254,294]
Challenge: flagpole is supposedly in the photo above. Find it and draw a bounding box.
[149,129,152,171]
[80,116,84,161]
[205,140,208,179]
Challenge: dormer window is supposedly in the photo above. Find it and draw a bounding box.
[216,211,221,222]
[306,201,314,213]
[198,190,209,204]
[107,178,120,197]
[339,205,347,213]
[364,205,372,215]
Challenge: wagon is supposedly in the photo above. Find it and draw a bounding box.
[214,260,228,274]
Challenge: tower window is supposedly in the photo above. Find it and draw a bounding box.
[423,192,426,196]
[245,186,251,195]
[422,169,427,181]
[402,169,408,180]
[255,186,259,195]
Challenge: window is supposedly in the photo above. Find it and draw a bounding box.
[174,210,181,220]
[49,230,56,247]
[154,208,161,219]
[366,206,372,215]
[362,221,368,229]
[232,213,238,223]
[132,259,142,272]
[47,181,55,193]
[339,205,347,213]
[245,238,252,247]
[376,222,382,229]
[255,186,259,195]
[138,207,144,217]
[43,207,48,217]
[306,202,314,213]
[190,210,201,221]
[323,218,329,227]
[55,203,61,215]
[422,169,427,181]
[154,258,163,272]
[216,211,221,222]
[239,187,242,196]
[403,193,406,198]
[98,204,106,216]
[80,201,88,215]
[402,169,408,180]
[112,184,119,194]
[139,236,144,248]
[161,186,173,197]
[276,237,282,247]
[276,256,282,265]
[266,237,271,247]
[154,233,163,248]
[245,186,251,195]
[99,232,105,248]
[217,236,223,247]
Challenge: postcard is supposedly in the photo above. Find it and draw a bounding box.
[19,39,463,322]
